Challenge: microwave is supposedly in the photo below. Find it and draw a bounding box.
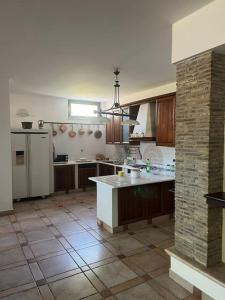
[54,154,68,163]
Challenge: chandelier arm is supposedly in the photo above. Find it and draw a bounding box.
[96,68,138,120]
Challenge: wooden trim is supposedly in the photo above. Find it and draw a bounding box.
[205,192,225,208]
[129,137,156,142]
[121,92,176,107]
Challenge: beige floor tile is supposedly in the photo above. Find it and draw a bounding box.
[41,207,62,216]
[154,273,190,299]
[93,260,137,288]
[0,288,42,300]
[66,231,99,249]
[38,284,55,300]
[38,253,78,277]
[0,224,14,234]
[69,250,87,267]
[0,265,33,291]
[15,211,39,221]
[110,277,144,295]
[108,236,145,254]
[19,218,46,232]
[0,216,11,225]
[49,213,73,225]
[123,249,168,274]
[89,256,119,270]
[30,239,64,257]
[184,296,200,300]
[49,272,97,300]
[155,238,174,249]
[83,293,102,300]
[56,221,85,236]
[24,228,55,243]
[29,262,44,281]
[84,270,106,292]
[77,244,114,264]
[0,247,26,268]
[116,282,165,300]
[93,227,114,239]
[133,227,169,245]
[0,233,19,251]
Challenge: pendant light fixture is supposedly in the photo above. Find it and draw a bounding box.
[95,68,139,126]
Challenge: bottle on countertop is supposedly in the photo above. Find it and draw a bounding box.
[146,159,151,173]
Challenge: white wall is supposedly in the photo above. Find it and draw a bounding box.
[0,78,12,212]
[10,92,106,160]
[172,0,225,63]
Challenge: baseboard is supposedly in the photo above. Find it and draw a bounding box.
[0,209,14,216]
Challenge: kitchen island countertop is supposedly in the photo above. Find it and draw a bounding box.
[89,173,175,189]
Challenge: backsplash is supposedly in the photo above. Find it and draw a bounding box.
[105,142,175,166]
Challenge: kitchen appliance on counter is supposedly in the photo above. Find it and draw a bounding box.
[11,130,50,200]
[54,154,68,163]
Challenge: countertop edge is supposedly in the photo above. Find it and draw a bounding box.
[89,175,175,189]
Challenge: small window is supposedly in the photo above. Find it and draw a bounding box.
[68,100,100,119]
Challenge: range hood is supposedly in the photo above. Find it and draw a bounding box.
[133,102,156,138]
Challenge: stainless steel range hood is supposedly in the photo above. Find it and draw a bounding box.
[133,102,156,138]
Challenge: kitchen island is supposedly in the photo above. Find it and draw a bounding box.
[89,173,175,233]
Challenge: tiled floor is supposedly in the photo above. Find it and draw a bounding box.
[0,189,195,299]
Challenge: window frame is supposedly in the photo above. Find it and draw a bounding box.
[68,99,100,120]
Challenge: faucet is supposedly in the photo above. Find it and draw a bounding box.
[136,147,142,160]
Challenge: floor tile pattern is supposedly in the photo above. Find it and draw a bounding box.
[0,189,193,299]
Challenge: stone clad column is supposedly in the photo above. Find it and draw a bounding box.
[175,51,225,267]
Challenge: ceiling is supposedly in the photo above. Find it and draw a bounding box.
[0,0,212,101]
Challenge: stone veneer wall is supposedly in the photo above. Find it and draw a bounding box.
[175,51,225,267]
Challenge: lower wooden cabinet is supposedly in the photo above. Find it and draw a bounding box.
[161,181,175,214]
[99,164,115,176]
[118,181,174,226]
[78,164,97,190]
[54,164,75,193]
[115,166,122,174]
[118,186,144,225]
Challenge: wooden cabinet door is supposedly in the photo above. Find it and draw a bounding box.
[115,166,122,174]
[142,184,162,219]
[113,115,122,143]
[78,165,97,188]
[161,181,175,214]
[99,164,115,176]
[156,95,175,147]
[122,107,130,144]
[106,115,114,144]
[54,165,75,193]
[118,186,143,226]
[67,165,75,191]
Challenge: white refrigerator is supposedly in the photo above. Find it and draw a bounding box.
[11,131,50,200]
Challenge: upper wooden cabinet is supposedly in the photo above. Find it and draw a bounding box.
[105,115,123,144]
[113,115,122,143]
[105,93,176,147]
[106,115,114,144]
[105,106,139,145]
[156,95,176,147]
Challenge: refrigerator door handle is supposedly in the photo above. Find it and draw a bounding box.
[26,135,31,198]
